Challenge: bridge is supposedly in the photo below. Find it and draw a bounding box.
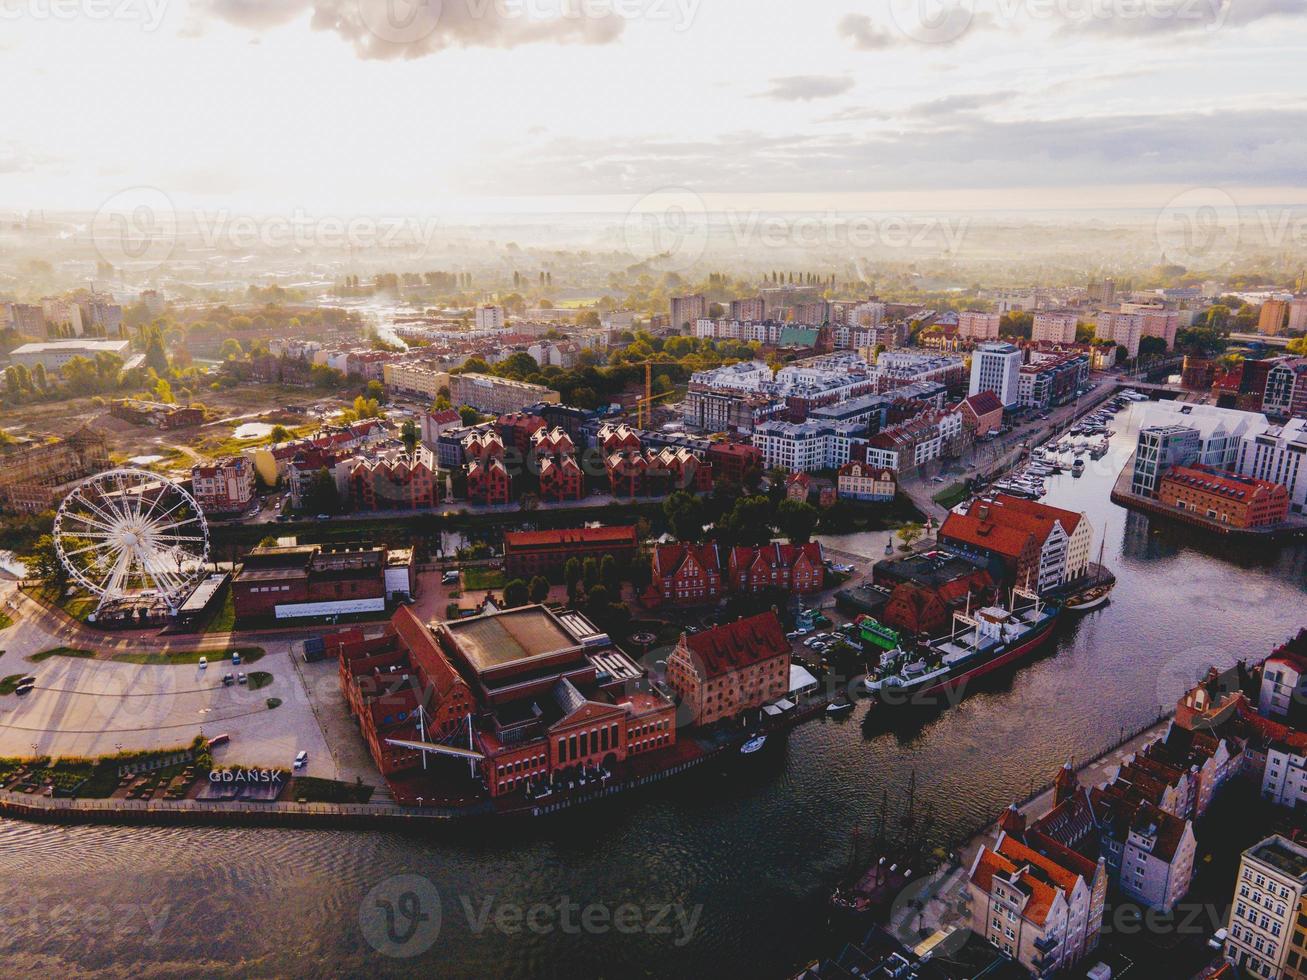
[1229,332,1292,349]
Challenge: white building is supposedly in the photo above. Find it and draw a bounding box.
[1142,402,1271,470]
[475,305,505,330]
[8,339,132,372]
[969,342,1023,407]
[1032,311,1079,345]
[1223,836,1307,979]
[1238,417,1307,516]
[752,420,868,472]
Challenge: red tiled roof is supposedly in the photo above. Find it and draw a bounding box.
[939,511,1035,560]
[391,606,465,700]
[971,494,1083,538]
[683,611,789,679]
[504,525,637,550]
[653,542,722,578]
[962,390,1004,416]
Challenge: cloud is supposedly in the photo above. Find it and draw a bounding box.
[908,91,1018,116]
[838,12,896,49]
[757,75,855,102]
[1059,0,1307,36]
[202,0,627,59]
[461,108,1307,196]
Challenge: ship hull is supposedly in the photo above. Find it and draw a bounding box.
[912,612,1061,699]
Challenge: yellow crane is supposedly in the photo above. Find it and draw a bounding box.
[634,360,684,430]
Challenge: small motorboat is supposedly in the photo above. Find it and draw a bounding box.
[827,700,856,716]
[740,735,767,754]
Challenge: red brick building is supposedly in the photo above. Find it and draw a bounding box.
[496,413,546,455]
[232,544,415,620]
[347,447,439,511]
[1159,465,1289,528]
[466,457,510,505]
[596,422,642,454]
[649,542,725,606]
[334,607,476,777]
[503,525,639,578]
[938,510,1041,590]
[529,426,575,462]
[605,447,712,497]
[706,440,764,485]
[959,390,1005,437]
[538,454,585,502]
[785,471,812,503]
[727,542,825,595]
[666,612,792,727]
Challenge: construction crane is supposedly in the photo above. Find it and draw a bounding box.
[633,360,684,430]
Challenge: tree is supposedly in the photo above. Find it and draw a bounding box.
[258,535,281,547]
[20,534,66,589]
[1139,336,1168,358]
[503,578,529,608]
[401,419,419,456]
[1288,336,1307,356]
[219,338,244,360]
[564,557,582,605]
[270,424,291,443]
[663,490,706,542]
[776,498,820,544]
[528,575,550,604]
[584,583,611,617]
[457,405,481,426]
[304,467,339,515]
[600,554,619,593]
[896,522,925,551]
[723,495,775,547]
[582,556,599,591]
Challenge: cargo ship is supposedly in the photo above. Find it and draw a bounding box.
[864,587,1059,701]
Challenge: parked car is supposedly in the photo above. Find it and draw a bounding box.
[294,751,308,769]
[198,656,208,669]
[442,570,460,585]
[231,651,242,665]
[237,672,248,685]
[222,673,235,686]
[208,733,230,748]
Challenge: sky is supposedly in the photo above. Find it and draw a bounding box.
[3,0,1307,217]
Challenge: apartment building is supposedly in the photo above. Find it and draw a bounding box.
[451,372,560,415]
[958,310,1001,340]
[1260,299,1291,337]
[1032,311,1079,345]
[1238,417,1307,516]
[1095,311,1143,359]
[475,305,505,330]
[669,294,707,331]
[382,360,451,400]
[1223,836,1307,979]
[1262,358,1307,420]
[969,342,1023,407]
[190,457,256,515]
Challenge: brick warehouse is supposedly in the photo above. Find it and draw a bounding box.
[503,525,639,578]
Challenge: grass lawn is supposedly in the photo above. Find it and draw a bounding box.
[932,482,971,510]
[0,611,12,631]
[248,670,273,690]
[200,591,236,634]
[290,775,374,804]
[1,674,28,695]
[27,645,265,665]
[461,567,505,591]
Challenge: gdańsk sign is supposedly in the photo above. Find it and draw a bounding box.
[208,769,285,783]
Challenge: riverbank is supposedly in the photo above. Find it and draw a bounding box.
[1110,452,1307,541]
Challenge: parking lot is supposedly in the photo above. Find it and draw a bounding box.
[0,645,333,775]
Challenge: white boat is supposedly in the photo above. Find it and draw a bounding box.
[826,700,856,716]
[740,735,767,754]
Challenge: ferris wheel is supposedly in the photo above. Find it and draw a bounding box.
[53,469,210,619]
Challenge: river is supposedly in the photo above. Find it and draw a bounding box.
[2,402,1304,979]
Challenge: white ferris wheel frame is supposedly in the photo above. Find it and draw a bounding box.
[52,468,211,619]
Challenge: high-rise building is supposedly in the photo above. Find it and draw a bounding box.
[1289,296,1307,334]
[730,297,764,321]
[1238,417,1307,516]
[1032,311,1079,345]
[1095,311,1143,359]
[669,294,707,332]
[968,341,1023,407]
[475,305,505,330]
[1260,298,1291,337]
[1223,835,1307,979]
[958,310,1001,340]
